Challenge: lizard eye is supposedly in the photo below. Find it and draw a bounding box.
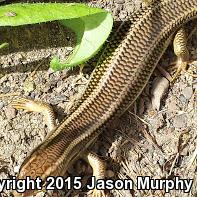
[29,170,36,177]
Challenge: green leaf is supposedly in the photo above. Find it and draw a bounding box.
[0,3,113,70]
[0,42,9,49]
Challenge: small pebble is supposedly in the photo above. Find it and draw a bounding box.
[67,46,73,51]
[50,95,67,105]
[193,83,197,90]
[126,3,135,13]
[4,107,16,120]
[2,86,10,93]
[12,133,21,143]
[23,80,36,92]
[182,87,193,100]
[30,92,36,99]
[0,102,4,109]
[116,0,125,4]
[167,99,179,112]
[173,114,187,129]
[6,122,13,130]
[119,10,128,19]
[193,78,197,89]
[14,165,20,173]
[179,94,187,103]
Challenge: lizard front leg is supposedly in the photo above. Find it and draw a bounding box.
[11,98,56,132]
[84,152,109,197]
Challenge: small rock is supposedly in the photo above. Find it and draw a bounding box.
[193,113,197,123]
[30,92,36,99]
[193,83,197,90]
[48,68,54,75]
[14,165,20,173]
[193,78,197,89]
[6,122,13,130]
[167,99,179,112]
[173,114,187,129]
[23,80,36,93]
[2,86,10,93]
[67,46,73,51]
[12,133,21,143]
[126,3,135,13]
[116,0,125,4]
[179,94,187,104]
[119,10,128,20]
[150,113,165,131]
[4,107,16,120]
[182,87,193,100]
[0,102,4,109]
[51,95,68,104]
[41,86,50,93]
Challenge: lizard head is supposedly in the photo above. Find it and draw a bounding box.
[12,147,61,197]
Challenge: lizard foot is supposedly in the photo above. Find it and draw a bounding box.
[89,189,109,197]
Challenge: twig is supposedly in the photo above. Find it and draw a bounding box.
[168,153,179,176]
[0,92,20,98]
[187,146,197,170]
[129,111,151,126]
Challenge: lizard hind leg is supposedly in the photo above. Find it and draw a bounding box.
[172,28,197,81]
[84,152,109,197]
[11,97,56,131]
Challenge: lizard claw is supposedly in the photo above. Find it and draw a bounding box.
[90,189,109,197]
[11,98,36,111]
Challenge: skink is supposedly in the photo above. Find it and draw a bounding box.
[12,0,197,196]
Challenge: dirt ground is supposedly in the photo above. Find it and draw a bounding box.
[0,0,196,197]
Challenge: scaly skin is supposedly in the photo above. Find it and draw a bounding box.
[14,0,197,196]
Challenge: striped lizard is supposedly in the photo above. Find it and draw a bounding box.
[10,0,197,196]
